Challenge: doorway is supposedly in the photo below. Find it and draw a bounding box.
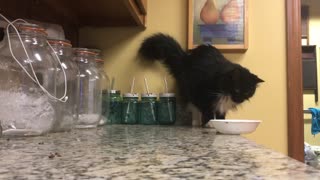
[287,0,320,164]
[286,0,304,162]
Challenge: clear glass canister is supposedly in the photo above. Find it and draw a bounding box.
[139,93,157,125]
[74,48,101,128]
[121,93,139,124]
[96,57,110,126]
[48,39,79,132]
[109,90,122,124]
[0,23,58,136]
[157,93,176,125]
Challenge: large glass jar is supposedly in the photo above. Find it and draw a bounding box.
[48,39,79,132]
[157,93,176,125]
[121,93,139,124]
[95,57,110,126]
[0,23,58,136]
[74,48,101,128]
[139,93,157,125]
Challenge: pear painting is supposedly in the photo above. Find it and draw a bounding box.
[200,0,220,24]
[190,0,246,49]
[221,0,241,23]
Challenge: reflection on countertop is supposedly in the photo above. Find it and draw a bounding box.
[0,125,320,179]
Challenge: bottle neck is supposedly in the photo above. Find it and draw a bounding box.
[96,63,104,70]
[123,97,138,101]
[75,53,96,64]
[51,45,73,58]
[141,97,157,101]
[160,97,176,101]
[89,60,97,67]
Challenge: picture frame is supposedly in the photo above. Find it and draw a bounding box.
[188,0,248,52]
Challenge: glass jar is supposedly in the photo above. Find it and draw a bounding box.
[121,93,139,124]
[157,93,176,125]
[74,48,101,128]
[95,57,110,126]
[48,39,79,132]
[109,90,122,124]
[139,93,157,125]
[0,23,57,136]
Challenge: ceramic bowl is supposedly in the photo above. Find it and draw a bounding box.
[210,119,262,135]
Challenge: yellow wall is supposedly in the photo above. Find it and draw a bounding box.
[302,0,320,146]
[79,0,288,154]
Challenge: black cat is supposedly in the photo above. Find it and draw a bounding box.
[138,33,264,126]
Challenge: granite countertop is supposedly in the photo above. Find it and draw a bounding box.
[1,125,320,179]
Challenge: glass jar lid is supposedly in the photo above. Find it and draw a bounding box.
[123,93,138,98]
[48,39,72,47]
[141,93,157,98]
[73,48,97,56]
[73,48,98,63]
[110,90,121,94]
[9,23,47,36]
[159,93,175,97]
[89,49,101,56]
[95,56,104,63]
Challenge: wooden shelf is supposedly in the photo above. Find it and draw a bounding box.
[0,0,147,44]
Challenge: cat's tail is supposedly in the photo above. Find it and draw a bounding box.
[138,33,186,74]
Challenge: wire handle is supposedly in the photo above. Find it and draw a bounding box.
[0,13,68,102]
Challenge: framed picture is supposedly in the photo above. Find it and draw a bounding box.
[188,0,248,52]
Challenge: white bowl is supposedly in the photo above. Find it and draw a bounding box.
[210,119,262,135]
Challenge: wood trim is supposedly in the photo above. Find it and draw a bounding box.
[286,0,304,162]
[124,0,146,28]
[188,0,194,49]
[301,5,309,45]
[135,0,147,15]
[243,0,248,50]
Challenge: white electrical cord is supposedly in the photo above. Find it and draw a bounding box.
[0,13,68,102]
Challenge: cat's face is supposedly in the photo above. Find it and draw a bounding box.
[223,68,264,103]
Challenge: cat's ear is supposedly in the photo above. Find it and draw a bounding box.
[254,75,264,83]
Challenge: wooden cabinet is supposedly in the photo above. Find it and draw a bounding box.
[302,45,318,102]
[0,0,147,45]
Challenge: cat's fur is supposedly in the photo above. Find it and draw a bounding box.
[138,33,264,126]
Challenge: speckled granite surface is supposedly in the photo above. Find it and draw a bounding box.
[0,125,320,179]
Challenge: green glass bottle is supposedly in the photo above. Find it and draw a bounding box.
[157,93,176,125]
[108,90,122,124]
[101,90,110,124]
[121,93,139,124]
[139,93,157,125]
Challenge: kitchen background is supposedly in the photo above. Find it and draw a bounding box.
[0,0,287,154]
[79,0,287,154]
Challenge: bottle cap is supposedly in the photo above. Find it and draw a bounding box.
[110,90,121,94]
[159,93,175,97]
[141,93,157,98]
[123,93,139,97]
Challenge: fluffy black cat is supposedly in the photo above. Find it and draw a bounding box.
[138,33,263,126]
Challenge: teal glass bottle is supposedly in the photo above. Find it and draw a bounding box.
[108,90,122,124]
[121,93,139,124]
[157,93,176,125]
[139,93,158,125]
[102,90,110,124]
